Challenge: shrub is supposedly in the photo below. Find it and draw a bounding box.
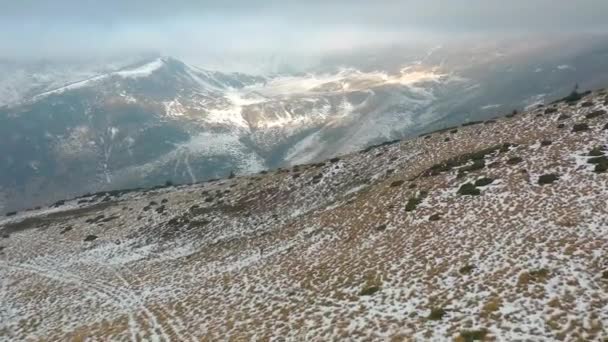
[557,123,566,129]
[572,123,589,132]
[538,174,559,185]
[558,86,586,104]
[376,224,387,232]
[545,107,558,114]
[405,191,427,212]
[581,101,594,108]
[5,211,17,217]
[390,180,405,187]
[428,307,447,320]
[588,147,605,157]
[359,286,380,296]
[586,110,606,119]
[589,156,608,173]
[595,163,608,173]
[540,140,552,147]
[359,274,382,296]
[459,264,476,274]
[459,329,488,341]
[528,268,550,280]
[587,156,608,164]
[458,183,480,196]
[405,197,422,212]
[424,144,512,177]
[458,160,485,178]
[329,157,340,163]
[557,114,569,120]
[474,178,495,187]
[506,157,523,165]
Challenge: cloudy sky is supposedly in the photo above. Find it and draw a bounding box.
[2,0,608,69]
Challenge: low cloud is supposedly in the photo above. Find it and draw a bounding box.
[2,0,607,70]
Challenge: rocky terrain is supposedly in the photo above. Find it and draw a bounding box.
[1,89,608,340]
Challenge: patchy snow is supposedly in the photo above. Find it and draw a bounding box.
[481,104,502,110]
[557,64,574,71]
[114,59,165,79]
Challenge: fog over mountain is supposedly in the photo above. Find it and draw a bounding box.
[3,1,608,71]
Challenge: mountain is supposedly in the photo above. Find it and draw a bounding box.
[1,89,607,340]
[3,36,608,212]
[0,57,460,212]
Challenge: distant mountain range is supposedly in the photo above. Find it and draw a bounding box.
[2,36,608,212]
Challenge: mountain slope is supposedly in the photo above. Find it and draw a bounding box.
[4,37,608,213]
[1,89,608,340]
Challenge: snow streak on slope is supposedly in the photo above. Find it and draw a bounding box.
[114,59,165,78]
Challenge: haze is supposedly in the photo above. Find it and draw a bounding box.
[2,0,608,71]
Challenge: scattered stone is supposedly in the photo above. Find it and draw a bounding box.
[60,226,73,234]
[429,214,441,221]
[540,140,552,147]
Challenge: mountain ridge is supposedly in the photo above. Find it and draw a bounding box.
[0,56,461,212]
